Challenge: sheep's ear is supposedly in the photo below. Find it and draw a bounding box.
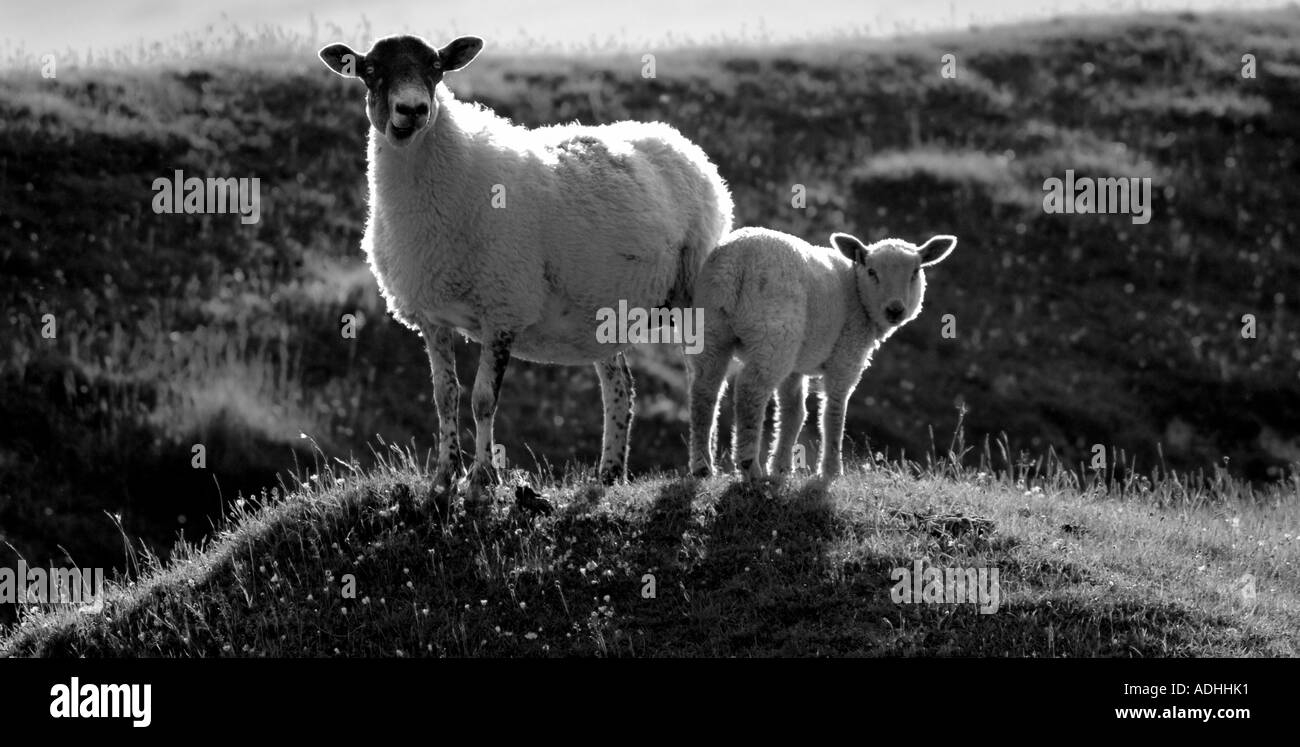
[319,43,364,77]
[830,232,869,264]
[918,235,957,266]
[438,36,484,72]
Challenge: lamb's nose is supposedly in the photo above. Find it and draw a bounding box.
[885,302,905,322]
[394,101,428,119]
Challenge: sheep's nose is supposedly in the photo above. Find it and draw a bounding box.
[394,101,428,119]
[885,302,905,322]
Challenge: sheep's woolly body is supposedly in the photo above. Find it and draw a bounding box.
[696,228,891,377]
[688,226,951,480]
[365,84,733,365]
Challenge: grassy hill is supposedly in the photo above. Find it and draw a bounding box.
[2,8,1300,646]
[3,439,1296,657]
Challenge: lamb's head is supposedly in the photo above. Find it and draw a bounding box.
[830,232,957,329]
[319,34,483,149]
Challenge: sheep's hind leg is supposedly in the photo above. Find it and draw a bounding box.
[459,329,514,508]
[595,353,634,485]
[420,324,464,514]
[732,363,787,483]
[768,374,807,476]
[687,338,733,478]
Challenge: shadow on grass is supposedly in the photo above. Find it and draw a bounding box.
[2,472,1272,658]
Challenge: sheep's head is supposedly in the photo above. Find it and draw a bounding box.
[830,232,957,329]
[319,34,483,149]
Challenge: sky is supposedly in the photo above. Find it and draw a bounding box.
[2,0,1289,55]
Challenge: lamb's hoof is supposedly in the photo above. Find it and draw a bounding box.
[390,482,413,506]
[813,471,840,487]
[765,468,793,486]
[462,489,493,516]
[690,465,712,479]
[514,484,553,515]
[739,459,765,483]
[768,460,793,476]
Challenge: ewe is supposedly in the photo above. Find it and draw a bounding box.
[688,227,957,481]
[319,35,733,507]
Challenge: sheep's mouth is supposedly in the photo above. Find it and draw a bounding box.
[390,123,416,140]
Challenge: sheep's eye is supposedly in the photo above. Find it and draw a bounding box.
[867,268,878,280]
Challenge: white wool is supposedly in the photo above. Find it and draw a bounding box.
[688,226,956,480]
[363,83,733,365]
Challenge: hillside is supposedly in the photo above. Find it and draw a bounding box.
[1,8,1299,622]
[4,442,1297,657]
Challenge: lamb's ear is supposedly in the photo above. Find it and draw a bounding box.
[438,36,484,72]
[830,232,869,264]
[319,43,363,77]
[918,235,957,267]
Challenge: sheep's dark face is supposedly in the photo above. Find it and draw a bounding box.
[319,35,483,149]
[831,233,957,329]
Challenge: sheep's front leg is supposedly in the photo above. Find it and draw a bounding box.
[817,373,862,479]
[595,353,634,485]
[459,329,514,506]
[768,374,807,475]
[420,324,464,511]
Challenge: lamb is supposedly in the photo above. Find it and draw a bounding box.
[687,227,957,481]
[318,34,733,508]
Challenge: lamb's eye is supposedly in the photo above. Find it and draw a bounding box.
[867,268,878,280]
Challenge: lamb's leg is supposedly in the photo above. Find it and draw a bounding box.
[595,353,635,485]
[768,373,808,475]
[460,329,514,506]
[733,363,788,482]
[687,340,733,477]
[420,323,464,512]
[817,373,862,479]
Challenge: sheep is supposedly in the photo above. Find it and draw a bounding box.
[318,34,733,508]
[687,227,957,481]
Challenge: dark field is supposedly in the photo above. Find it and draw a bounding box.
[1,7,1298,613]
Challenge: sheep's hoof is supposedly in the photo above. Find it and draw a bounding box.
[691,466,712,479]
[738,459,765,482]
[428,486,452,519]
[575,483,606,506]
[428,468,459,517]
[457,463,498,510]
[597,465,624,486]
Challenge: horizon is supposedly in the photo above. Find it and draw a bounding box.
[2,0,1292,60]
